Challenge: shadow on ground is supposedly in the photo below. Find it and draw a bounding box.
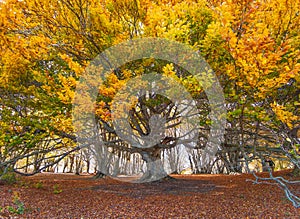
[83,179,216,198]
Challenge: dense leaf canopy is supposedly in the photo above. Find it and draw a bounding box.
[0,0,299,184]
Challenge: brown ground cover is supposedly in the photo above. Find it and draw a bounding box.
[0,170,299,218]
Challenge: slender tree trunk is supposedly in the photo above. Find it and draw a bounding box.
[75,154,83,175]
[63,159,68,173]
[86,159,90,174]
[69,154,74,173]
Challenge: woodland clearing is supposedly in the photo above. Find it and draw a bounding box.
[0,170,299,218]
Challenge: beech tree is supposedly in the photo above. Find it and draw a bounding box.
[0,0,299,201]
[0,0,216,181]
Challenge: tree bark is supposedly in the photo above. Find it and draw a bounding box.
[92,171,106,179]
[135,149,173,183]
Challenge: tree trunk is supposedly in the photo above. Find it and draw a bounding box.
[63,159,68,173]
[92,171,106,179]
[69,154,75,173]
[86,159,90,174]
[25,157,29,173]
[75,155,82,175]
[135,149,172,183]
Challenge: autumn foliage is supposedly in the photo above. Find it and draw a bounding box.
[0,0,299,213]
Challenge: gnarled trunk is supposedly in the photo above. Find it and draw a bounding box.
[136,148,172,183]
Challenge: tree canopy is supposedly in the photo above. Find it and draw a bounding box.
[0,0,299,192]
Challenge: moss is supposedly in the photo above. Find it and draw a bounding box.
[0,171,17,185]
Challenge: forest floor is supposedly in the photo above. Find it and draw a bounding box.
[0,170,299,218]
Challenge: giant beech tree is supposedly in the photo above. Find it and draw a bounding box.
[0,0,298,197]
